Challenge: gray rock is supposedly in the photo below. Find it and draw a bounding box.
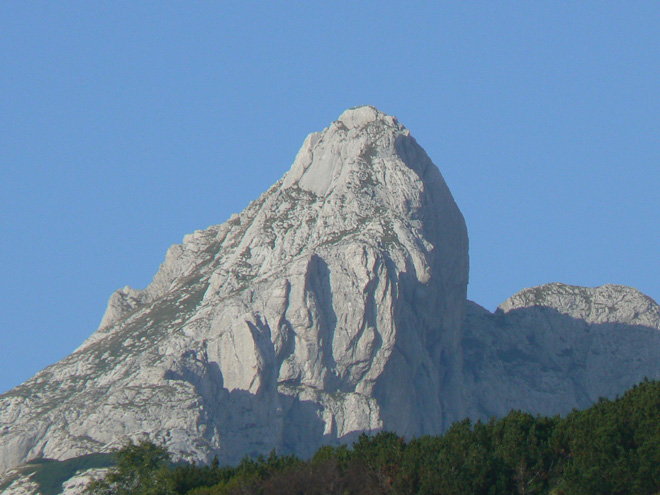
[2,107,660,494]
[463,283,660,420]
[0,106,469,476]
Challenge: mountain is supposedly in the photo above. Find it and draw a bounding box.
[462,283,660,419]
[1,107,659,494]
[0,106,470,475]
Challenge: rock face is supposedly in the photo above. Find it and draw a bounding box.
[462,283,660,420]
[2,107,660,494]
[0,106,470,474]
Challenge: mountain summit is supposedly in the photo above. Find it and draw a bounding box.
[0,106,469,473]
[3,108,660,494]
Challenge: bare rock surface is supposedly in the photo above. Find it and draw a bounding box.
[463,283,660,420]
[3,108,660,494]
[0,106,469,478]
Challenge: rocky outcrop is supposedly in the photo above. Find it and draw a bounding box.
[462,283,660,420]
[0,106,469,474]
[2,107,660,495]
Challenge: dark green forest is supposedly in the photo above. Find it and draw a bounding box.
[83,379,660,495]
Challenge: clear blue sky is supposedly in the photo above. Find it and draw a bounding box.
[1,2,659,394]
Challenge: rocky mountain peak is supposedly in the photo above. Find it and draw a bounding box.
[3,107,660,494]
[337,105,399,129]
[498,282,660,328]
[283,105,428,198]
[0,107,470,476]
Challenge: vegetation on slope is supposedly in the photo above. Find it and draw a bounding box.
[0,454,114,495]
[85,379,660,495]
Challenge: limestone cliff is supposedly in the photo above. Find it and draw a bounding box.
[462,283,660,420]
[0,106,469,475]
[3,108,660,495]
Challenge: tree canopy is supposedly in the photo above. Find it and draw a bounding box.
[86,379,660,495]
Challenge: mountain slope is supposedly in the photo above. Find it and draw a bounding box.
[463,283,660,419]
[3,108,660,495]
[0,106,469,473]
